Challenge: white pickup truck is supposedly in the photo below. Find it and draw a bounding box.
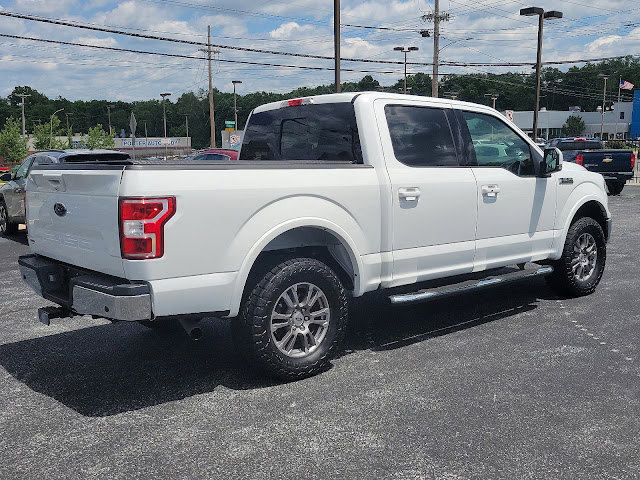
[19,92,611,379]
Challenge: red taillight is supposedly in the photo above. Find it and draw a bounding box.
[576,153,584,166]
[632,152,636,169]
[119,197,176,259]
[288,98,303,106]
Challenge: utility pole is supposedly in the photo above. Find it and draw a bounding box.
[200,26,219,148]
[15,93,30,137]
[65,112,72,131]
[160,92,171,159]
[107,104,115,135]
[334,0,341,93]
[232,80,242,132]
[598,74,609,140]
[184,114,189,139]
[422,0,450,98]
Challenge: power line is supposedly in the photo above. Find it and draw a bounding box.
[0,33,398,74]
[0,10,423,67]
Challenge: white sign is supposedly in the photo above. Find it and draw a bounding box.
[505,110,514,121]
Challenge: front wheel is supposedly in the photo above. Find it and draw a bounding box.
[0,200,19,235]
[606,180,625,196]
[545,217,606,297]
[233,257,348,380]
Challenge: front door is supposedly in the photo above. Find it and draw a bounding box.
[458,109,557,270]
[376,100,477,287]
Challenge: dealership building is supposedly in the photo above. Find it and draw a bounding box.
[509,90,640,141]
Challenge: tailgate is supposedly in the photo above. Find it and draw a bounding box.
[582,150,633,174]
[26,165,126,277]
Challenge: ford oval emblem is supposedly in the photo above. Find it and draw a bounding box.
[53,203,67,217]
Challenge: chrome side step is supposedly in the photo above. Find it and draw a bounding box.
[389,266,554,305]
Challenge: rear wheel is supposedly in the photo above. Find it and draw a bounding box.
[606,180,625,196]
[233,257,348,380]
[545,217,606,297]
[0,200,19,235]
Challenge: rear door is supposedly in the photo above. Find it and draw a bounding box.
[375,99,478,286]
[27,164,127,277]
[457,108,557,270]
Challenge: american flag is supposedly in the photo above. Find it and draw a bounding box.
[620,79,634,90]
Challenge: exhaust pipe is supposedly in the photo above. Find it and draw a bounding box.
[178,318,203,341]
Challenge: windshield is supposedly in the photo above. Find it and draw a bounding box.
[239,102,362,163]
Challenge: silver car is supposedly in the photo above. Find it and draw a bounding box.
[0,149,129,235]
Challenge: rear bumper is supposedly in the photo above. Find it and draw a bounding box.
[600,172,633,182]
[19,254,152,321]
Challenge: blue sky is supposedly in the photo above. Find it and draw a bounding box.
[0,0,638,102]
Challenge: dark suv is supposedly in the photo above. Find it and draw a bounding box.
[0,149,129,235]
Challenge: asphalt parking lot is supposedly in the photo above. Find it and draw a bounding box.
[1,190,639,480]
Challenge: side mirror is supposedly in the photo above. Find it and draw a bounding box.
[0,173,12,182]
[541,147,563,176]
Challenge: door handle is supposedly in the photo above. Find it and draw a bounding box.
[14,187,24,194]
[481,185,500,197]
[398,187,421,201]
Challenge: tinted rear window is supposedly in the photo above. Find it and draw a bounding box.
[384,105,458,167]
[239,103,362,163]
[61,153,131,162]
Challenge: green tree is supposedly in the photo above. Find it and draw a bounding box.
[84,124,115,149]
[0,116,28,165]
[33,114,67,150]
[562,115,585,136]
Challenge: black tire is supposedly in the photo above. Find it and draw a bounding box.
[545,217,606,297]
[0,200,19,235]
[606,180,624,196]
[233,257,348,380]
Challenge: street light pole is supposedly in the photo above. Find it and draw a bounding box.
[50,108,64,149]
[598,74,609,140]
[393,46,419,94]
[520,7,562,140]
[485,93,499,109]
[232,80,242,132]
[160,92,171,138]
[334,0,341,93]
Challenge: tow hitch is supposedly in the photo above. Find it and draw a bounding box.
[38,306,73,326]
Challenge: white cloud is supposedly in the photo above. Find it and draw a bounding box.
[14,0,78,15]
[74,36,119,47]
[270,22,317,39]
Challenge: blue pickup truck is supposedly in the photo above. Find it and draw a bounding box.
[545,137,636,195]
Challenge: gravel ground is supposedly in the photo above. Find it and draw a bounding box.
[0,190,639,479]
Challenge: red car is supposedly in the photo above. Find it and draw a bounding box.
[0,163,9,175]
[192,149,239,161]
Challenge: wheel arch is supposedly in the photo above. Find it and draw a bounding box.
[571,200,609,241]
[228,220,364,317]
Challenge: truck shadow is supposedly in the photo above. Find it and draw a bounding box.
[0,280,551,417]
